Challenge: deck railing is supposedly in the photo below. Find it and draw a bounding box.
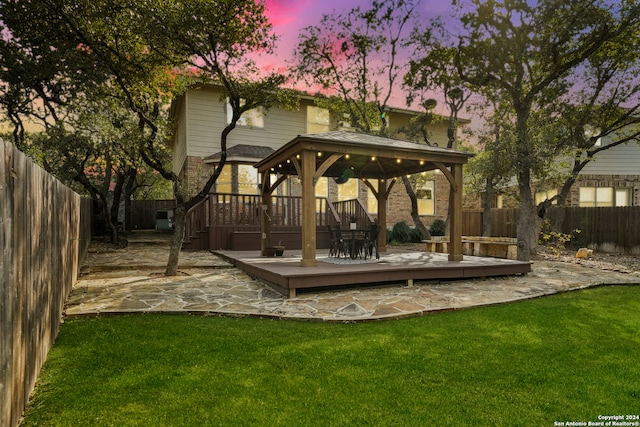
[332,198,374,229]
[184,193,341,245]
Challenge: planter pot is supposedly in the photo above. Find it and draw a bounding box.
[274,246,285,256]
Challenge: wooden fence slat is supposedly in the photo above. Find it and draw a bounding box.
[461,206,640,254]
[1,138,16,427]
[1,139,92,427]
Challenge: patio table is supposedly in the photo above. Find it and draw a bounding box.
[342,229,369,259]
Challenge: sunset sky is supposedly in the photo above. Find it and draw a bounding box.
[265,0,452,54]
[261,0,455,110]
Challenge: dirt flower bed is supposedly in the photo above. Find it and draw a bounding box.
[393,242,640,274]
[533,247,640,273]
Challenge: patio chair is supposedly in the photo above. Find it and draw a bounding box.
[328,225,346,257]
[363,223,380,260]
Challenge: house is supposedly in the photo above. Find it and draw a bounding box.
[491,127,640,209]
[168,83,470,230]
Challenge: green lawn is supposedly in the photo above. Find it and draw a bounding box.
[22,285,640,426]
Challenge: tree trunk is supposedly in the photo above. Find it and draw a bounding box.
[165,204,186,276]
[401,175,430,239]
[482,177,493,236]
[110,171,125,229]
[99,192,119,245]
[514,107,538,261]
[516,166,544,261]
[123,168,136,233]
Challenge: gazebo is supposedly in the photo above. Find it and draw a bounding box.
[254,131,473,267]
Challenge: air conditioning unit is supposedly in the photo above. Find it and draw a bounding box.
[155,210,174,231]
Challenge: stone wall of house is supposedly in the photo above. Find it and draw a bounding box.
[385,173,450,229]
[465,174,640,210]
[181,156,214,197]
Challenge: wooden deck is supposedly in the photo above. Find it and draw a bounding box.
[214,249,532,297]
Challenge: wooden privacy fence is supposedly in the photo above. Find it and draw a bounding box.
[462,209,519,237]
[130,199,176,230]
[463,207,640,254]
[551,206,640,254]
[1,139,93,427]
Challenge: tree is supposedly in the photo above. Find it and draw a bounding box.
[405,38,474,234]
[293,0,433,237]
[0,0,295,275]
[26,93,158,243]
[137,0,298,275]
[0,0,181,244]
[465,106,516,236]
[534,34,640,230]
[294,0,418,134]
[410,0,640,261]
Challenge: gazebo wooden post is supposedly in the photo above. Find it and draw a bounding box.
[449,163,464,261]
[377,178,388,253]
[300,149,317,267]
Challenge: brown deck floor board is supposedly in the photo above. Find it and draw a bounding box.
[214,249,532,296]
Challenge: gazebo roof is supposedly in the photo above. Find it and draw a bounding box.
[254,131,473,180]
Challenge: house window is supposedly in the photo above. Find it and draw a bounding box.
[535,189,558,206]
[238,165,259,195]
[616,188,631,206]
[215,164,232,193]
[226,99,264,128]
[417,180,435,215]
[579,187,629,207]
[315,177,328,211]
[580,187,611,207]
[307,106,330,134]
[367,180,378,214]
[337,179,358,201]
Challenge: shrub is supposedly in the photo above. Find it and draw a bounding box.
[429,219,446,236]
[409,228,423,243]
[391,221,412,243]
[539,218,581,255]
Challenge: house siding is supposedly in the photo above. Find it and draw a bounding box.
[183,86,309,161]
[580,139,640,175]
[171,96,188,176]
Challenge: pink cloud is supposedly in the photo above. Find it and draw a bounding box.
[265,0,310,27]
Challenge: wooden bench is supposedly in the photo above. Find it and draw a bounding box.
[423,236,518,260]
[423,238,450,254]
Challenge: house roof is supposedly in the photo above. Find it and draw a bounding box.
[204,144,275,163]
[254,130,473,180]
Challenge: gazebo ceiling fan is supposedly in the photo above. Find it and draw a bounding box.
[333,167,354,184]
